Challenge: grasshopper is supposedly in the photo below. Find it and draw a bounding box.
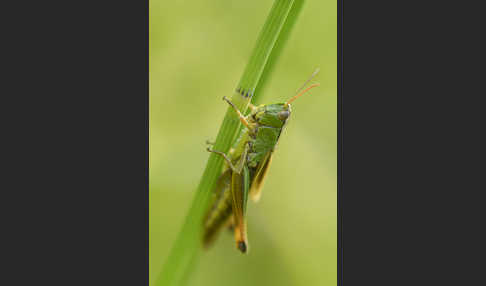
[203,70,320,253]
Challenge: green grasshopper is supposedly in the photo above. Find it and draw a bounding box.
[203,70,320,253]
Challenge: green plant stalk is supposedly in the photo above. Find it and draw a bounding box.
[237,0,305,137]
[253,0,306,103]
[156,1,298,285]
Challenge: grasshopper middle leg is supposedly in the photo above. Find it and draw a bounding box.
[207,147,239,173]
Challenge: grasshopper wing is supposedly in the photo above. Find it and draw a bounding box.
[249,151,273,202]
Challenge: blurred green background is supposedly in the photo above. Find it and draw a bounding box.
[150,1,336,285]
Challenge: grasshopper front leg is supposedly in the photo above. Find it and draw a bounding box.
[222,96,252,130]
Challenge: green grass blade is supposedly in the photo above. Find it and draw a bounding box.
[253,0,306,103]
[156,1,301,285]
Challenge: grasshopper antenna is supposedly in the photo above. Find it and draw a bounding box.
[285,68,320,107]
[285,83,320,107]
[294,67,320,95]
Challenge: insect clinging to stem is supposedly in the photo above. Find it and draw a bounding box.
[203,69,320,253]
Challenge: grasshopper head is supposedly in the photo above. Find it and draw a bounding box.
[251,103,291,128]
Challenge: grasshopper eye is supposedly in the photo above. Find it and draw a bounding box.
[277,110,290,120]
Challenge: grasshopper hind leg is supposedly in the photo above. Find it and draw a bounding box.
[205,141,251,254]
[203,170,233,249]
